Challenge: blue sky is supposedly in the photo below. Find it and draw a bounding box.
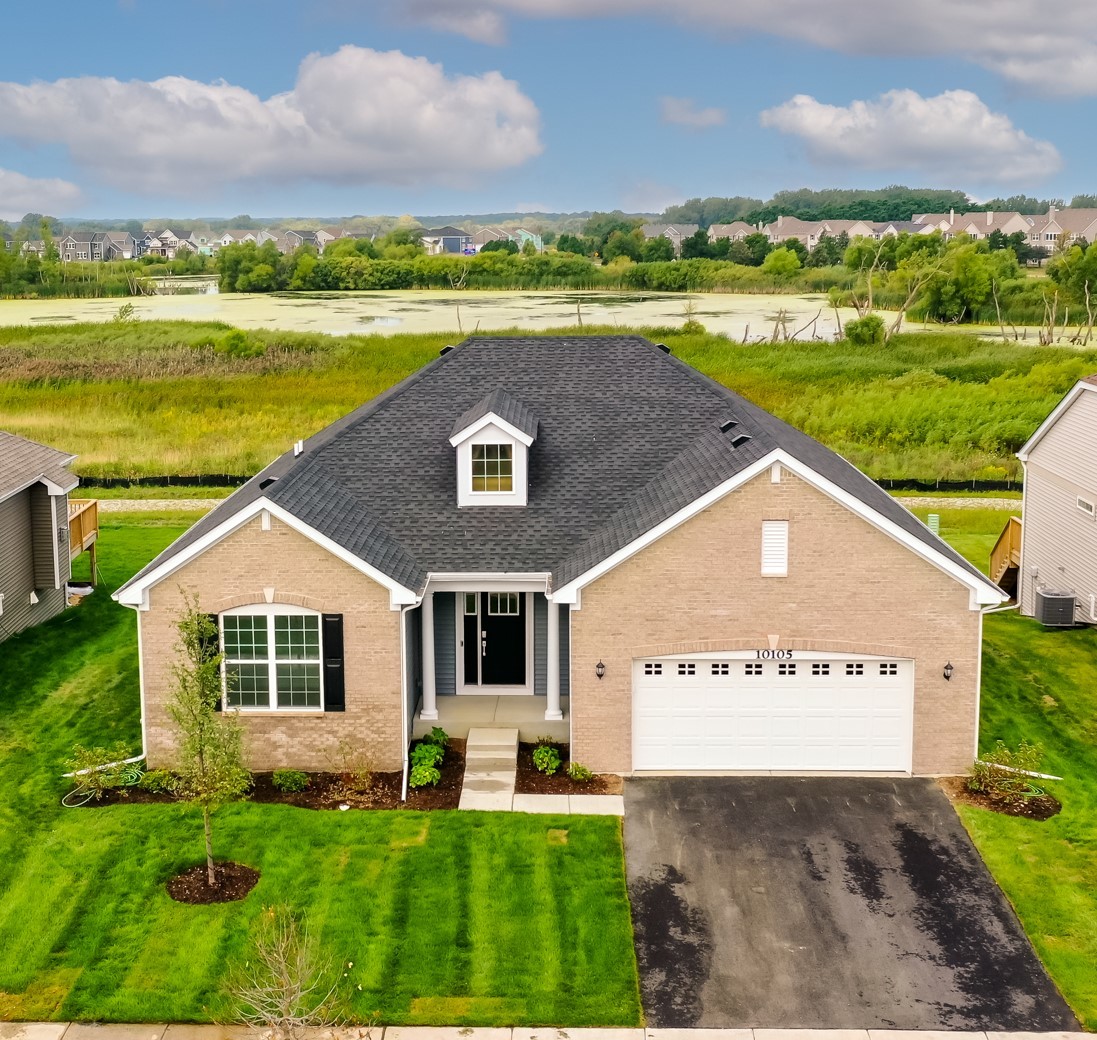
[0,0,1091,220]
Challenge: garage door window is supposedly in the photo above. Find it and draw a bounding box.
[711,662,730,676]
[677,663,696,676]
[880,662,898,675]
[846,662,864,676]
[812,662,830,676]
[745,663,762,676]
[778,662,796,676]
[644,662,662,675]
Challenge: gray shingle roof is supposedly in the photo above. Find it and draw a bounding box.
[0,431,78,503]
[451,388,538,441]
[118,336,995,597]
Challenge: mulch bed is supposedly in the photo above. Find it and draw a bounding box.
[166,861,260,904]
[514,742,623,795]
[939,775,1062,821]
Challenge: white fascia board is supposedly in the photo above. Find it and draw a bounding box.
[1017,380,1097,461]
[0,473,79,506]
[449,413,535,448]
[113,496,419,611]
[428,572,551,593]
[551,449,1004,608]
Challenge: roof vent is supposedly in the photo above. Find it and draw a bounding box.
[293,439,304,457]
[655,343,671,354]
[720,418,739,433]
[259,477,278,490]
[729,434,752,449]
[439,345,454,356]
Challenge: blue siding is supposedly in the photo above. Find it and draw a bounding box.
[434,592,456,695]
[405,608,422,734]
[534,595,570,697]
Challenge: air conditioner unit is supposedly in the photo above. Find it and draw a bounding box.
[1035,587,1076,627]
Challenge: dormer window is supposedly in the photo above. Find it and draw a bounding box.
[449,389,537,507]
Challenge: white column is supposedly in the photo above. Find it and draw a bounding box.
[545,595,563,721]
[420,592,438,720]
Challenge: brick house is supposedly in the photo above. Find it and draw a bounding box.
[115,336,1003,780]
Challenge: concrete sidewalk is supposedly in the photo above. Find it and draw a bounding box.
[1,1025,1089,1040]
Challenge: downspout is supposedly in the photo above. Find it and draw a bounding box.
[399,601,419,802]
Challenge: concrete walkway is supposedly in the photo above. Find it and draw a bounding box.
[457,727,623,815]
[1,1024,1088,1040]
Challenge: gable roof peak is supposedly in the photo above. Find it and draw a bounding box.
[450,387,539,443]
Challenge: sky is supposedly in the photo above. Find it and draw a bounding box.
[0,0,1093,221]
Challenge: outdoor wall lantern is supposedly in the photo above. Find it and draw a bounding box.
[943,661,954,682]
[595,660,606,680]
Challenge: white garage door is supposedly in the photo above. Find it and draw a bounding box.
[633,654,913,772]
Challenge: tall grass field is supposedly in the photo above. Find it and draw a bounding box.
[2,320,1094,480]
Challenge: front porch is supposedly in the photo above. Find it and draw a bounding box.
[411,695,570,743]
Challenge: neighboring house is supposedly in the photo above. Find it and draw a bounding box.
[421,226,474,255]
[0,432,98,642]
[277,229,324,253]
[116,336,1003,778]
[101,232,136,260]
[640,223,700,256]
[1010,377,1097,624]
[708,221,757,243]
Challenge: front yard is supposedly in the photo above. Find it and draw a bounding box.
[0,516,641,1025]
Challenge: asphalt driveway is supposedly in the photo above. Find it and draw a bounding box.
[624,776,1077,1030]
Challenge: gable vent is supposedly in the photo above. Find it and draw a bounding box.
[730,433,752,448]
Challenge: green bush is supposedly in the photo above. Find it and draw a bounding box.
[968,739,1045,801]
[408,763,441,788]
[410,742,445,768]
[566,762,593,782]
[272,768,310,793]
[424,726,449,748]
[138,769,178,795]
[845,313,886,347]
[532,743,562,776]
[65,742,132,800]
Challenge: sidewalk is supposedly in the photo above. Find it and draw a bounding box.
[1,1025,1089,1040]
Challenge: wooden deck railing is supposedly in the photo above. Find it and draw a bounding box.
[68,498,99,558]
[990,514,1022,588]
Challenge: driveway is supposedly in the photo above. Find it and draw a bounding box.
[624,776,1077,1030]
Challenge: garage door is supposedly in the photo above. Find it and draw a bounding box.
[633,654,913,772]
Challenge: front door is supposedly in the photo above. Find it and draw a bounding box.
[462,592,527,688]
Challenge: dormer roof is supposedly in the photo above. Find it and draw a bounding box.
[449,389,538,446]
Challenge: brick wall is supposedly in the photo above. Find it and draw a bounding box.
[569,468,981,776]
[139,514,404,771]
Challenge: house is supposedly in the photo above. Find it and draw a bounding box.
[115,336,1003,777]
[1008,376,1097,624]
[277,229,325,253]
[0,432,98,642]
[708,221,757,243]
[421,226,474,255]
[640,223,700,256]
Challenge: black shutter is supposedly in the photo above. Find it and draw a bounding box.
[200,613,222,711]
[322,614,345,712]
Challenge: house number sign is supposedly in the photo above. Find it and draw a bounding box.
[754,649,794,659]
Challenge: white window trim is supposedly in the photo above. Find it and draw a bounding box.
[220,604,324,712]
[452,419,528,507]
[1078,496,1095,519]
[761,519,789,576]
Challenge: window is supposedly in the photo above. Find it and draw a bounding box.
[812,662,830,676]
[487,592,519,615]
[222,610,322,710]
[761,520,789,576]
[711,662,730,676]
[1078,496,1095,519]
[879,662,898,676]
[778,662,796,676]
[644,662,663,676]
[472,444,513,492]
[744,663,763,676]
[677,662,696,676]
[464,592,477,615]
[845,662,864,676]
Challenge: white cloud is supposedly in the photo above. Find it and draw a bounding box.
[398,0,1097,95]
[0,169,84,221]
[760,89,1061,185]
[0,46,542,197]
[659,96,725,129]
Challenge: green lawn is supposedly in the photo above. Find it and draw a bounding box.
[0,518,641,1025]
[909,505,1097,1029]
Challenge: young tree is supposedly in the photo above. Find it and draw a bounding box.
[168,598,252,888]
[761,246,801,278]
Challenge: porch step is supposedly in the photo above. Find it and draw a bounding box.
[459,728,519,811]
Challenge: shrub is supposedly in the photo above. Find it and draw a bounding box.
[272,769,310,793]
[139,769,178,795]
[566,762,593,783]
[325,737,373,795]
[65,742,132,800]
[409,763,441,788]
[532,743,562,776]
[968,739,1045,801]
[844,313,886,347]
[424,726,450,748]
[410,742,444,768]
